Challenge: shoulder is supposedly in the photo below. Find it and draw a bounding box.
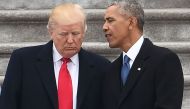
[79,49,110,65]
[11,41,52,56]
[143,38,179,59]
[151,44,179,60]
[143,41,182,70]
[11,44,44,57]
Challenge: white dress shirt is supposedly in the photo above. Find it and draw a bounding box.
[53,43,79,109]
[123,36,144,68]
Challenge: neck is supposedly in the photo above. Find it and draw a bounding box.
[122,31,142,53]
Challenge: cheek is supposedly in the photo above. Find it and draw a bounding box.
[50,30,57,38]
[110,23,122,33]
[77,35,84,42]
[75,37,83,46]
[80,36,84,42]
[53,37,67,49]
[119,28,128,35]
[116,24,129,36]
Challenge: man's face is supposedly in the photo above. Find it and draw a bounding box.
[103,5,132,49]
[50,22,85,58]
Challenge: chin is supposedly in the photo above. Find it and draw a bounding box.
[109,44,116,48]
[64,54,75,58]
[62,51,77,58]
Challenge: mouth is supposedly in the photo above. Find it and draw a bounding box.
[105,33,111,37]
[65,47,76,50]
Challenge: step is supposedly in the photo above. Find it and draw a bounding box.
[0,42,190,109]
[0,0,190,9]
[0,9,190,43]
[0,74,187,88]
[0,41,190,75]
[183,83,190,109]
[0,70,190,109]
[0,79,189,109]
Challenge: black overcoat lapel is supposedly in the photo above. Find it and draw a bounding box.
[118,39,153,107]
[35,41,58,109]
[76,49,96,109]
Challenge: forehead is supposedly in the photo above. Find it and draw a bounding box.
[56,22,83,31]
[104,6,121,18]
[52,13,84,26]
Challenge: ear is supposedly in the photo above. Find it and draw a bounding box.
[128,17,138,30]
[48,29,54,39]
[85,24,87,32]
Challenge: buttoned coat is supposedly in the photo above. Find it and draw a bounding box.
[102,38,184,109]
[1,41,110,109]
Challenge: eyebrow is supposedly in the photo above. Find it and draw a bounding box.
[105,17,114,20]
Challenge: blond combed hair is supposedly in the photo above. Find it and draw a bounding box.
[47,3,87,32]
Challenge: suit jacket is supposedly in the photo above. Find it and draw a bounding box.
[102,38,184,109]
[0,41,110,109]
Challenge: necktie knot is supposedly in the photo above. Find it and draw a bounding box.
[62,58,70,64]
[124,55,130,65]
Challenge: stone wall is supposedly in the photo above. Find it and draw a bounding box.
[0,0,189,108]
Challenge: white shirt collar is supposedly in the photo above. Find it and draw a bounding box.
[123,36,144,63]
[53,43,78,65]
[52,43,79,109]
[53,43,62,62]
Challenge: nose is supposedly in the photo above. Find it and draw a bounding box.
[103,22,108,32]
[67,34,74,43]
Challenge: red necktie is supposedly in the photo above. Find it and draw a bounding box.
[58,58,73,109]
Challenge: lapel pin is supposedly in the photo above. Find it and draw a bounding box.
[137,68,141,71]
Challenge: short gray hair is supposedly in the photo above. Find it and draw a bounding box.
[108,0,144,31]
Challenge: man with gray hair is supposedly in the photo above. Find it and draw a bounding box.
[0,3,110,109]
[102,0,184,109]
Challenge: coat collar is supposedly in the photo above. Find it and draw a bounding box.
[76,49,97,109]
[35,40,58,109]
[116,38,154,106]
[35,41,98,109]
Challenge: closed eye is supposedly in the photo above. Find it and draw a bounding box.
[105,17,115,23]
[72,32,80,36]
[58,32,68,37]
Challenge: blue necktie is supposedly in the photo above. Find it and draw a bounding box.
[121,55,130,85]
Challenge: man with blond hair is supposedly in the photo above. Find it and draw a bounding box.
[0,3,110,109]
